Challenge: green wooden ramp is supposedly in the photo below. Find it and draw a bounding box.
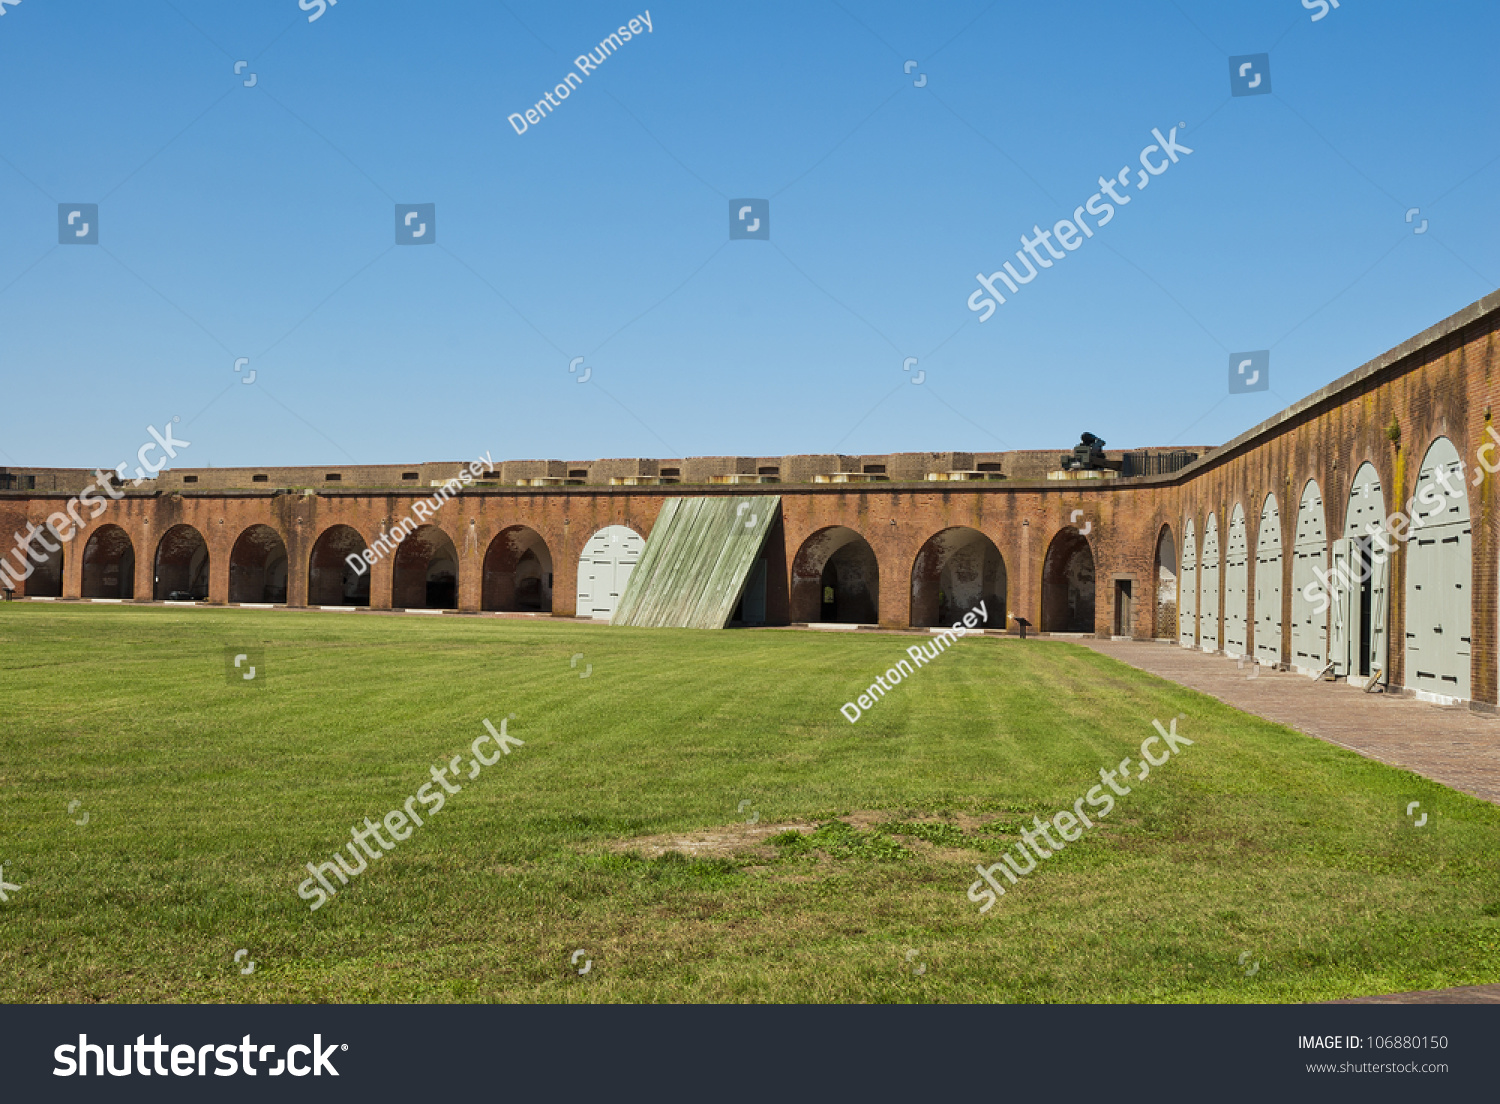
[611,496,780,629]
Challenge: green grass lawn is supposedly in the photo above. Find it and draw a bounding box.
[2,603,1498,1004]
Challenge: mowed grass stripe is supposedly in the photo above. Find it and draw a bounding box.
[0,604,1498,1003]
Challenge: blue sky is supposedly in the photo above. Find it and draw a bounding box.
[1,0,1495,470]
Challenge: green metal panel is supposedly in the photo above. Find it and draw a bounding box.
[611,496,780,629]
[1405,438,1471,699]
[1341,463,1387,681]
[1224,506,1248,657]
[1199,514,1220,651]
[1178,520,1196,648]
[1291,480,1327,671]
[1330,536,1352,676]
[1254,494,1282,667]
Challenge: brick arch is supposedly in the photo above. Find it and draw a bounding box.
[81,523,136,599]
[308,524,371,607]
[392,523,460,609]
[8,513,67,596]
[908,526,1005,628]
[228,523,289,604]
[1152,522,1176,639]
[482,525,553,612]
[153,523,209,600]
[1040,525,1094,633]
[790,525,879,624]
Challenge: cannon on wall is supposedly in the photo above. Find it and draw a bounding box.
[1060,432,1119,472]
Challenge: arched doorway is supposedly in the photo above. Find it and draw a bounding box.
[483,526,553,612]
[82,524,135,599]
[1040,527,1095,633]
[791,526,880,624]
[1154,524,1177,639]
[1334,463,1391,684]
[1254,494,1282,667]
[1290,480,1328,674]
[1224,505,1249,658]
[576,525,644,620]
[909,527,1005,628]
[1406,438,1470,701]
[229,524,288,604]
[1198,514,1220,651]
[308,525,371,606]
[392,525,460,609]
[12,521,65,596]
[1179,519,1197,648]
[154,524,209,600]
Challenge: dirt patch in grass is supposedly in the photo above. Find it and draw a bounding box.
[607,810,1018,864]
[607,820,819,860]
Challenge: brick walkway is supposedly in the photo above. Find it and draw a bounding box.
[1075,639,1500,806]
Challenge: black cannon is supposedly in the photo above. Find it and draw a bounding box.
[1060,432,1109,472]
[1062,429,1122,471]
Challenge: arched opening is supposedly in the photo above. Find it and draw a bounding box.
[392,525,459,609]
[1040,527,1095,633]
[1406,438,1470,701]
[229,524,288,604]
[1224,505,1249,658]
[1153,524,1176,639]
[1334,463,1391,684]
[1198,514,1220,651]
[483,526,554,612]
[1254,494,1283,667]
[909,527,1005,628]
[308,525,371,606]
[82,524,135,599]
[29,532,65,595]
[1179,519,1197,648]
[154,524,209,600]
[576,525,645,620]
[1290,480,1328,674]
[1,521,63,596]
[791,526,880,624]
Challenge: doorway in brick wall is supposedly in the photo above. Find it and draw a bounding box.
[1113,579,1133,637]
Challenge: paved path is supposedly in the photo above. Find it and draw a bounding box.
[1076,639,1500,806]
[1325,984,1500,1004]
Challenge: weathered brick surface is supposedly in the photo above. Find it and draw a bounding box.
[153,461,482,492]
[679,456,755,483]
